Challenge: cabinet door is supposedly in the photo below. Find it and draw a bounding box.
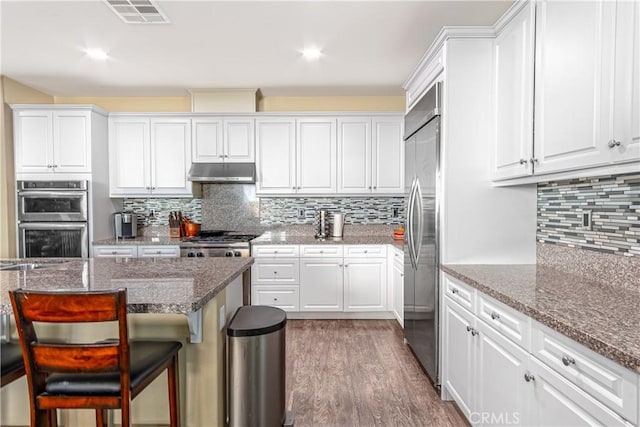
[224,118,254,162]
[337,117,372,194]
[529,357,631,426]
[150,119,191,196]
[299,258,344,311]
[192,118,223,162]
[14,110,52,173]
[297,118,337,194]
[252,285,300,312]
[612,0,640,164]
[343,258,386,312]
[442,297,476,418]
[476,320,532,426]
[533,0,617,174]
[52,111,91,173]
[256,119,296,194]
[392,259,404,327]
[109,118,151,196]
[372,118,404,194]
[492,2,535,180]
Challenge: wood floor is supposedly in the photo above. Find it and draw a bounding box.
[285,320,468,427]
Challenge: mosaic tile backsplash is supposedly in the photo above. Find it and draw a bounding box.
[123,198,202,226]
[537,173,640,257]
[259,197,405,225]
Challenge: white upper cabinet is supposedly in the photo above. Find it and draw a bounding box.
[533,0,616,175]
[14,109,92,174]
[256,118,296,194]
[612,0,640,164]
[372,118,404,194]
[492,0,640,183]
[109,116,192,197]
[192,117,254,163]
[337,117,372,194]
[492,2,535,180]
[297,118,337,194]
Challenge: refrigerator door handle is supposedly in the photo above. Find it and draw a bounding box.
[406,177,417,270]
[414,178,424,263]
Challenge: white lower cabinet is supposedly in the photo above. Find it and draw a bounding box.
[251,285,300,312]
[343,258,386,312]
[441,273,638,426]
[93,245,138,258]
[92,245,180,258]
[391,247,404,326]
[299,258,343,311]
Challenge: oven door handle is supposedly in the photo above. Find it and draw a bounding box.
[18,223,87,229]
[18,191,87,198]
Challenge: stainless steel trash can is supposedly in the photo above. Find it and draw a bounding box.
[227,305,287,427]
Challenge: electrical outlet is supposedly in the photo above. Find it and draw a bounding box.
[149,208,156,218]
[393,208,399,218]
[297,208,305,219]
[219,305,226,331]
[582,210,592,230]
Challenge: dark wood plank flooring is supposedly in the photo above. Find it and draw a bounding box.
[286,320,468,427]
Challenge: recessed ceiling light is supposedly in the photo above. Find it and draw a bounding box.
[84,48,109,61]
[302,47,322,61]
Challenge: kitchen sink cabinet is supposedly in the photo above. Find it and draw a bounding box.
[109,116,192,197]
[13,107,103,176]
[492,0,640,184]
[191,117,254,163]
[337,117,404,195]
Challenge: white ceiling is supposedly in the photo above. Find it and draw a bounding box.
[0,0,513,97]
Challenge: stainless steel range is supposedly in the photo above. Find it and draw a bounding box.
[180,231,258,258]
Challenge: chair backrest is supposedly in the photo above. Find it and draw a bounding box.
[9,288,131,399]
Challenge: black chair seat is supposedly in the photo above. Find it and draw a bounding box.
[46,340,182,396]
[1,342,24,378]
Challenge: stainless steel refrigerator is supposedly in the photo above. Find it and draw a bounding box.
[404,82,441,385]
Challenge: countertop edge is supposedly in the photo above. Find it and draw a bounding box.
[440,265,640,375]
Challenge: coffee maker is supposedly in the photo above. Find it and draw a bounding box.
[114,212,138,239]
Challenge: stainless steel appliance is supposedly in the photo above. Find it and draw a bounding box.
[187,163,256,183]
[180,231,258,258]
[17,180,89,258]
[114,212,138,239]
[331,213,345,238]
[404,83,441,385]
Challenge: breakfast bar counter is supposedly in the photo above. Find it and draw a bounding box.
[0,257,253,427]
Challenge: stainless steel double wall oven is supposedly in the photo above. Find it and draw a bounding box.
[17,180,89,258]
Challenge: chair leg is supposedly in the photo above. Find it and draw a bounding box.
[96,409,107,427]
[168,355,180,427]
[48,409,58,427]
[33,409,53,427]
[121,401,131,427]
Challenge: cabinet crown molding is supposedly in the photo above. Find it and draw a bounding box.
[10,104,109,116]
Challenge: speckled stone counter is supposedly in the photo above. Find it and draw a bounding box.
[251,231,402,247]
[0,257,253,314]
[441,264,640,374]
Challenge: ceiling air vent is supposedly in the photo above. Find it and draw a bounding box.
[104,0,170,24]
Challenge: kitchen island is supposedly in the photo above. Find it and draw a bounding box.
[0,257,253,427]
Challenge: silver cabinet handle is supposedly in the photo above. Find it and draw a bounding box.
[373,186,377,190]
[524,372,535,382]
[338,264,343,267]
[368,186,372,190]
[519,159,527,165]
[111,251,117,255]
[47,164,52,168]
[400,273,404,276]
[466,325,472,332]
[451,288,459,294]
[319,250,324,254]
[530,158,538,164]
[273,271,278,274]
[364,250,368,254]
[562,355,576,366]
[344,264,349,267]
[54,164,58,168]
[156,250,162,254]
[273,297,278,302]
[274,250,278,254]
[608,139,621,148]
[490,312,501,320]
[465,326,479,336]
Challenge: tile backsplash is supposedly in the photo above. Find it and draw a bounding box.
[537,173,640,256]
[122,185,405,229]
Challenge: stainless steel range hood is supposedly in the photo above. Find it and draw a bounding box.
[187,163,256,183]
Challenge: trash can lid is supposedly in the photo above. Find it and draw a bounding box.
[227,306,287,337]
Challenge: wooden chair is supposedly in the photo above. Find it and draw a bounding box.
[1,341,25,386]
[9,288,182,427]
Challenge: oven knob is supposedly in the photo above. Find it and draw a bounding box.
[234,251,241,257]
[224,250,234,257]
[196,252,205,257]
[187,252,195,258]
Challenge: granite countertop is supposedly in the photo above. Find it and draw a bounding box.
[93,236,183,245]
[0,257,253,315]
[441,264,640,374]
[251,231,404,249]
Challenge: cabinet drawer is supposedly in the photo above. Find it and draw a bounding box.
[93,245,137,258]
[344,245,387,258]
[532,322,638,423]
[251,258,299,285]
[252,285,299,312]
[477,292,531,351]
[300,245,343,258]
[442,274,475,313]
[252,245,299,257]
[137,245,180,258]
